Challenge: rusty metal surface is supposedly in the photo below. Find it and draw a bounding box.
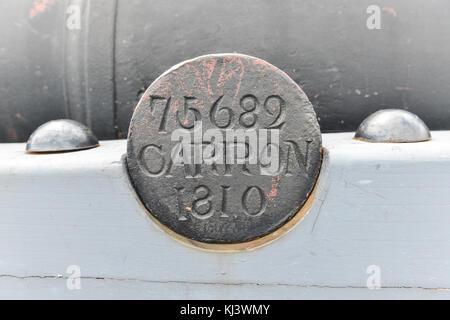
[26,119,99,153]
[354,109,431,143]
[126,54,322,243]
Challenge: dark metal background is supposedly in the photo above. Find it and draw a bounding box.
[1,0,450,142]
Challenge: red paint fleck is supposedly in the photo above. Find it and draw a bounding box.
[273,83,281,95]
[252,59,278,71]
[191,65,208,94]
[233,57,245,100]
[202,59,217,80]
[217,57,238,87]
[172,100,179,114]
[29,0,55,19]
[267,176,280,200]
[382,7,397,17]
[155,78,174,97]
[267,188,277,197]
[202,58,217,97]
[175,77,192,96]
[183,120,189,125]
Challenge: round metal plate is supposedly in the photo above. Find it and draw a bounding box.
[127,53,321,243]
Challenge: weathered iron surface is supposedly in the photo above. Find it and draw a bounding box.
[354,109,431,143]
[26,119,99,153]
[127,54,321,243]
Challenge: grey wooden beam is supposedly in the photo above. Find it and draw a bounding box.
[1,132,450,299]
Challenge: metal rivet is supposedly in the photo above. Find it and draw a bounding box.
[354,109,431,143]
[26,119,99,153]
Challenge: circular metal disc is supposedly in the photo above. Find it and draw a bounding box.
[127,53,321,243]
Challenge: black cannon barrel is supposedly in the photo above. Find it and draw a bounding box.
[1,0,450,142]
